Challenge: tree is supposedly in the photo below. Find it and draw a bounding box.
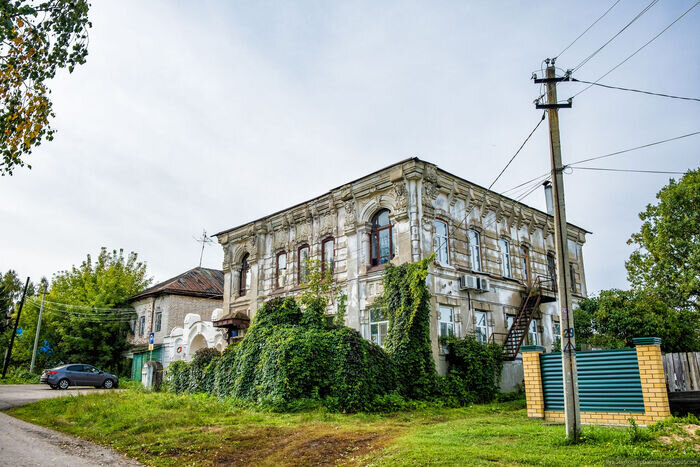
[1,0,91,175]
[0,270,24,352]
[626,169,699,312]
[47,248,151,373]
[574,289,699,352]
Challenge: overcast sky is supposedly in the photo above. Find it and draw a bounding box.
[1,0,698,294]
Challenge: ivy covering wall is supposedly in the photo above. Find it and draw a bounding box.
[166,258,505,412]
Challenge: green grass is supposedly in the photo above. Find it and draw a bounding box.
[6,391,699,466]
[0,368,40,384]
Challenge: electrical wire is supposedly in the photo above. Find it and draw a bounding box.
[572,0,659,73]
[571,2,699,99]
[565,130,700,167]
[554,0,622,60]
[570,78,700,102]
[487,112,546,191]
[567,167,687,175]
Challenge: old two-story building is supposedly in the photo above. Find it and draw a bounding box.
[126,267,227,380]
[213,158,589,378]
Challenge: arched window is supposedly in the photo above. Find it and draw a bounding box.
[239,253,250,296]
[276,252,287,288]
[370,209,393,266]
[433,219,449,264]
[298,244,310,284]
[322,237,335,273]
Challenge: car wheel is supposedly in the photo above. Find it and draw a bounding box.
[58,378,70,390]
[50,384,58,390]
[103,379,114,389]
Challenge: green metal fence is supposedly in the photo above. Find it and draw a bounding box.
[540,349,645,413]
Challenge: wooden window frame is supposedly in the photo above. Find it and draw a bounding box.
[321,237,335,273]
[155,311,162,332]
[499,238,512,278]
[239,253,250,296]
[520,245,530,282]
[297,244,310,285]
[276,251,287,289]
[370,209,394,267]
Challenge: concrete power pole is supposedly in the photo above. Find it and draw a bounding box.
[536,59,581,441]
[29,291,46,374]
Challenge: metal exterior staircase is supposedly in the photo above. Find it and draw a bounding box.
[501,275,556,360]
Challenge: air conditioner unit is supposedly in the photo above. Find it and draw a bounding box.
[459,275,489,293]
[459,274,478,290]
[479,277,490,292]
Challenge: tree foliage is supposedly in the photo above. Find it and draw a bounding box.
[574,289,699,352]
[626,169,699,312]
[46,248,151,373]
[441,335,504,405]
[1,0,91,175]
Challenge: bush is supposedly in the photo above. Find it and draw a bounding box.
[442,334,504,404]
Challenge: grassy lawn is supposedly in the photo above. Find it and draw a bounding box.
[6,390,699,466]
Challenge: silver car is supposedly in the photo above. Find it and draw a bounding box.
[40,364,119,390]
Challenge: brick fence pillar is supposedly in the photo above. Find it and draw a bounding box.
[633,337,671,423]
[521,345,545,419]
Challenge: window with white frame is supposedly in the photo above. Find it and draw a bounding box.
[433,219,449,265]
[438,305,454,352]
[474,311,489,344]
[528,319,541,346]
[276,252,287,288]
[468,229,482,272]
[552,321,561,347]
[506,314,514,332]
[322,237,335,273]
[370,309,389,347]
[138,315,145,337]
[298,244,310,284]
[155,312,162,332]
[499,239,511,278]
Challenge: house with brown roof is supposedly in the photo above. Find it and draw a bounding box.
[126,267,224,380]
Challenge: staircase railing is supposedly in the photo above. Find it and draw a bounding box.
[500,275,550,360]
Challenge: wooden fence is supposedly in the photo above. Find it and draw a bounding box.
[662,352,700,392]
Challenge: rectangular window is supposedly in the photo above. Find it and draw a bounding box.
[569,263,577,293]
[528,319,541,346]
[553,321,561,347]
[468,229,481,272]
[547,253,556,286]
[138,316,145,337]
[520,246,529,282]
[298,245,310,284]
[276,252,287,288]
[370,309,389,347]
[499,239,511,278]
[438,305,454,353]
[322,238,335,272]
[474,311,489,344]
[506,314,514,332]
[433,220,449,265]
[155,312,162,333]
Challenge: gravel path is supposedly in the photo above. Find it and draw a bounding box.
[0,384,141,466]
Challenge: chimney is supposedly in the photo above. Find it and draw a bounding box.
[543,181,554,215]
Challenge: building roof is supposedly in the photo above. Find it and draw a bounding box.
[129,267,224,302]
[213,157,591,238]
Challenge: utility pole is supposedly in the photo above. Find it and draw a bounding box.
[2,277,30,378]
[29,290,46,374]
[535,59,581,441]
[195,229,213,268]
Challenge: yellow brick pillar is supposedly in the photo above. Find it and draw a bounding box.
[633,337,671,424]
[521,345,546,419]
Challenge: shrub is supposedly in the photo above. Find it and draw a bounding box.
[442,334,504,403]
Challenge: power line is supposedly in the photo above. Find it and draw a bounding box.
[487,112,546,191]
[571,2,699,99]
[554,0,622,60]
[571,78,700,102]
[565,130,700,167]
[568,167,687,175]
[572,0,660,73]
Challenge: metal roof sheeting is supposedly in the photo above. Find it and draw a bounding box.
[129,267,224,301]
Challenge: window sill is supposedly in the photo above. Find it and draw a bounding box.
[366,264,387,274]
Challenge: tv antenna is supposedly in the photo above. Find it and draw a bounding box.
[194,229,214,267]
